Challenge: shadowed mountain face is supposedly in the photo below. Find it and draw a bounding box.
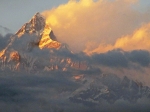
[0,12,89,72]
[0,13,150,112]
[70,74,150,105]
[9,12,60,51]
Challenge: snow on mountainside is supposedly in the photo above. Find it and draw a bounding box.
[0,12,150,110]
[0,12,89,72]
[0,12,60,55]
[15,12,45,37]
[70,73,150,106]
[15,12,60,49]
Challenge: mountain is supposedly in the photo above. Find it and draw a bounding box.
[70,74,150,106]
[15,12,60,50]
[0,13,150,111]
[0,12,89,72]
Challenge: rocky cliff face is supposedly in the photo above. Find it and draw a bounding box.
[0,13,150,109]
[9,12,60,51]
[0,12,89,72]
[70,74,150,105]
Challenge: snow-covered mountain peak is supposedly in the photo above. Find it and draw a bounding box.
[15,12,46,37]
[11,12,61,50]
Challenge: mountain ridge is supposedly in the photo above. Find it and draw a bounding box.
[0,12,90,72]
[15,12,61,50]
[0,13,150,109]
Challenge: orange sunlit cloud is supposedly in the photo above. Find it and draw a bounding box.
[115,23,150,50]
[42,0,150,52]
[86,23,150,54]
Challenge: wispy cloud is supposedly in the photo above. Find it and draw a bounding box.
[86,23,150,53]
[42,0,150,52]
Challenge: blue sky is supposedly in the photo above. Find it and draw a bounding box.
[0,0,68,32]
[0,0,150,33]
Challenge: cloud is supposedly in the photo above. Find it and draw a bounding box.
[0,72,80,112]
[124,0,138,4]
[90,49,150,67]
[0,33,12,50]
[127,50,150,66]
[91,49,128,67]
[115,23,150,51]
[87,22,150,54]
[0,71,150,112]
[89,49,150,86]
[41,0,150,52]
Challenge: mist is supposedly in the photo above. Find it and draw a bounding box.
[1,1,150,111]
[0,71,150,112]
[41,0,150,53]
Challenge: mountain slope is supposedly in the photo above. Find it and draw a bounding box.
[11,12,60,51]
[70,74,150,105]
[0,12,89,72]
[0,13,150,111]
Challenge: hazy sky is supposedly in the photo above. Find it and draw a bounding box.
[1,0,150,53]
[0,0,150,33]
[0,0,68,32]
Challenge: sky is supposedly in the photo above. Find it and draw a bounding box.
[1,1,150,110]
[1,0,150,53]
[0,0,68,32]
[0,0,149,32]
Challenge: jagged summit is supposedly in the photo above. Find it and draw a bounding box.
[0,12,62,70]
[0,13,76,71]
[0,12,83,72]
[3,12,61,52]
[16,12,45,37]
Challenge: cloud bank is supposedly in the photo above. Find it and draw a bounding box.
[88,23,150,53]
[42,0,150,52]
[0,72,150,112]
[90,49,150,86]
